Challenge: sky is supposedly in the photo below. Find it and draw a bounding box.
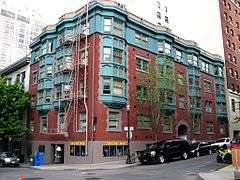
[6,0,224,56]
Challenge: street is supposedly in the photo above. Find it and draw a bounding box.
[0,155,228,180]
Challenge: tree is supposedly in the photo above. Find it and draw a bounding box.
[0,77,29,150]
[136,57,185,140]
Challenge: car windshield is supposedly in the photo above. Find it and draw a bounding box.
[147,141,165,149]
[191,143,199,149]
[5,152,15,157]
[216,139,225,143]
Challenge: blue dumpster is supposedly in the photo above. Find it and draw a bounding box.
[33,152,45,166]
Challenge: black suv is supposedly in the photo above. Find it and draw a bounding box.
[138,139,191,164]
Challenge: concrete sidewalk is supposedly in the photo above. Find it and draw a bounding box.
[31,160,140,171]
[199,165,238,180]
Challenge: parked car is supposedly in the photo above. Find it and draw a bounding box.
[211,138,231,150]
[190,142,212,157]
[216,144,232,164]
[0,152,20,167]
[137,139,191,164]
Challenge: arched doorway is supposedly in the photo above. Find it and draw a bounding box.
[177,123,189,140]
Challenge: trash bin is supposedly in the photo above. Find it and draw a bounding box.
[38,152,45,166]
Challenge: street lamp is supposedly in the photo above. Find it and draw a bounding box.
[126,104,132,164]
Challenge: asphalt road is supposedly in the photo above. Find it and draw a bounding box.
[0,154,228,180]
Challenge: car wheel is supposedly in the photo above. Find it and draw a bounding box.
[182,152,188,160]
[217,155,223,163]
[0,161,2,167]
[158,155,165,164]
[196,151,200,157]
[208,149,212,155]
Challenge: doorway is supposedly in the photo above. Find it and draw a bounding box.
[177,123,188,140]
[51,144,64,164]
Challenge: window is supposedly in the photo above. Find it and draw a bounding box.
[30,121,34,132]
[80,81,84,97]
[192,116,200,133]
[230,29,234,36]
[40,116,48,132]
[137,114,150,128]
[70,145,85,156]
[108,111,120,130]
[232,99,236,112]
[218,67,223,77]
[113,19,123,36]
[158,42,163,52]
[47,41,53,53]
[45,90,51,103]
[205,101,212,112]
[164,42,171,55]
[58,113,65,132]
[79,112,86,132]
[42,43,47,55]
[103,47,111,62]
[178,96,185,109]
[188,76,193,86]
[103,145,128,157]
[226,40,231,48]
[104,18,111,32]
[204,80,211,92]
[235,71,239,79]
[103,78,111,94]
[21,71,26,84]
[113,79,123,96]
[230,68,234,78]
[136,85,147,99]
[113,48,122,64]
[136,57,149,72]
[207,122,214,134]
[201,61,209,73]
[163,116,172,132]
[187,55,193,64]
[16,74,20,82]
[135,32,148,47]
[226,26,229,33]
[176,50,182,61]
[46,65,52,75]
[193,55,198,66]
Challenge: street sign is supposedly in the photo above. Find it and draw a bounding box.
[124,126,134,131]
[126,131,133,139]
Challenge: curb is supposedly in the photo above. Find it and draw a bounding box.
[30,162,140,171]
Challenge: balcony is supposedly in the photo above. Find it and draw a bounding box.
[53,100,67,109]
[101,95,127,108]
[54,74,70,85]
[36,103,52,112]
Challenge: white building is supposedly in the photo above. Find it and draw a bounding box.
[152,0,169,28]
[0,56,30,92]
[0,0,45,69]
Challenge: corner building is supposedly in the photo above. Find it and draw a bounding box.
[28,0,228,164]
[219,0,240,138]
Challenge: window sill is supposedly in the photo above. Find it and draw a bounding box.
[107,129,122,133]
[163,131,172,134]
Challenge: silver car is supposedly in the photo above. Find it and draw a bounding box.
[0,152,20,167]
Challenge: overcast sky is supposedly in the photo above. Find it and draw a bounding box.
[6,0,224,56]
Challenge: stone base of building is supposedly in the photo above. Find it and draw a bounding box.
[28,140,154,164]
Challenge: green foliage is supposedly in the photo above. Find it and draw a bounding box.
[0,77,29,138]
[137,58,185,139]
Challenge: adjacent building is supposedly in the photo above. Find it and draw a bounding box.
[28,0,227,164]
[219,0,240,138]
[0,0,45,69]
[0,56,30,161]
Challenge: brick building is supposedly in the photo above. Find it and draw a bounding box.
[219,0,240,138]
[28,0,228,164]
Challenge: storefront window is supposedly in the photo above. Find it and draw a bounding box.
[103,145,128,157]
[70,145,85,156]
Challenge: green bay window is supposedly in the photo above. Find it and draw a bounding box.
[113,48,122,64]
[103,78,111,94]
[113,79,123,96]
[104,18,112,32]
[113,19,123,36]
[103,47,111,62]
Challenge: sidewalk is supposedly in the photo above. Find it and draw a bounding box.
[199,165,238,180]
[31,160,140,171]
